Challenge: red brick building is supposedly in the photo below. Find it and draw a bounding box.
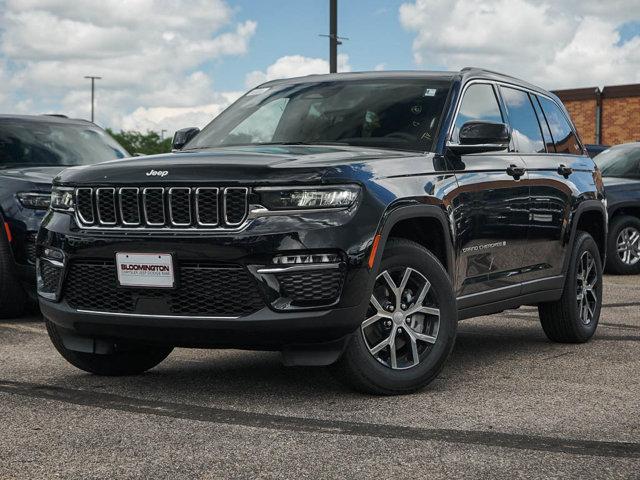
[553,84,640,146]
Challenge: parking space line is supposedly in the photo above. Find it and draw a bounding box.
[0,380,638,459]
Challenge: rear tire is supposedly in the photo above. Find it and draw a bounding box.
[46,319,173,376]
[332,238,457,395]
[538,231,602,343]
[0,227,27,319]
[605,215,640,275]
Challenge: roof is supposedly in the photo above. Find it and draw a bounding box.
[0,114,93,126]
[259,67,557,99]
[552,87,599,102]
[554,83,640,101]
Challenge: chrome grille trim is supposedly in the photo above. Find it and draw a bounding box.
[118,187,141,226]
[73,186,250,231]
[223,187,249,226]
[142,187,166,226]
[195,187,219,227]
[75,188,95,224]
[95,188,117,225]
[168,187,192,226]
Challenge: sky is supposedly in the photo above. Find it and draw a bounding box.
[0,0,639,135]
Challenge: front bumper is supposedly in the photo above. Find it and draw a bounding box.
[37,206,378,351]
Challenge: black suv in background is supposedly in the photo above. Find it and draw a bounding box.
[38,69,606,394]
[594,143,640,274]
[0,115,129,317]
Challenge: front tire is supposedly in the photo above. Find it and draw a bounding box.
[606,215,640,275]
[333,238,457,395]
[538,231,603,343]
[46,320,173,376]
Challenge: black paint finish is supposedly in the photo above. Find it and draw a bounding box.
[37,69,607,357]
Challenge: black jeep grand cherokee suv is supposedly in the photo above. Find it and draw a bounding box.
[37,68,607,394]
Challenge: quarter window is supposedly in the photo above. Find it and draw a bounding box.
[500,87,545,154]
[453,83,503,143]
[538,96,582,155]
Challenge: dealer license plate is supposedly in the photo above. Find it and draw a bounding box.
[116,253,175,288]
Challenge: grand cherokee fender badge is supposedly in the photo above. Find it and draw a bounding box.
[462,241,507,254]
[146,169,169,177]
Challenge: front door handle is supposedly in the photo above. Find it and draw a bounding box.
[506,164,526,179]
[557,164,573,178]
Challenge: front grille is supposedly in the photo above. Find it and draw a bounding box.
[64,260,265,317]
[75,186,249,229]
[276,269,346,306]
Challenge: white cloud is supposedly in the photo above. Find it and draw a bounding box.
[121,92,243,134]
[399,0,640,89]
[0,0,256,132]
[245,54,351,88]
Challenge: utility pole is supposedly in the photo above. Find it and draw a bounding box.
[84,76,102,122]
[329,0,338,73]
[161,129,167,141]
[319,0,348,73]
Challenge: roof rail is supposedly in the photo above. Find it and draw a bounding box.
[41,114,68,118]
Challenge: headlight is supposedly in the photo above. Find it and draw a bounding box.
[17,192,51,210]
[255,185,360,210]
[50,187,75,211]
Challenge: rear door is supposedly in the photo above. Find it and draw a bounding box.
[448,82,531,300]
[515,92,591,287]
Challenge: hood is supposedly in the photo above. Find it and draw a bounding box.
[0,166,64,185]
[602,176,640,188]
[55,145,439,186]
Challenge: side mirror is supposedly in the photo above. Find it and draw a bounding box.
[172,127,200,150]
[447,121,511,154]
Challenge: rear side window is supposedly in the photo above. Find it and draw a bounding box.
[531,96,555,152]
[500,87,545,153]
[453,83,503,142]
[538,96,582,155]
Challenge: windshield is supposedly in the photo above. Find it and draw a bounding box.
[0,120,129,168]
[595,144,640,178]
[187,79,452,152]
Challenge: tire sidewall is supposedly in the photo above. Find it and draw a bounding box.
[567,232,603,340]
[607,216,640,275]
[344,239,457,392]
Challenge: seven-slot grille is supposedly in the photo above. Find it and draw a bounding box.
[74,186,248,229]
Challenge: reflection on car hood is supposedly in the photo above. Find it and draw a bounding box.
[54,145,442,185]
[602,176,640,188]
[0,166,66,184]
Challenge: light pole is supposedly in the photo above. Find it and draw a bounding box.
[84,76,102,122]
[319,0,347,73]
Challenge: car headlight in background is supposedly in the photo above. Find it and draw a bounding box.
[17,192,51,210]
[255,185,360,210]
[50,187,75,211]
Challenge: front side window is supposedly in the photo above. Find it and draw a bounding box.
[595,145,640,178]
[500,87,545,154]
[452,83,503,143]
[538,96,582,155]
[188,79,452,153]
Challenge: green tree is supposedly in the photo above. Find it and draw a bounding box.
[106,129,173,156]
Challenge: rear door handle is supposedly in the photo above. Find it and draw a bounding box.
[506,164,526,179]
[557,164,573,177]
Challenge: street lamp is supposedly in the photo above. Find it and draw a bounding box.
[84,76,102,122]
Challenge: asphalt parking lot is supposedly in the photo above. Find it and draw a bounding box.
[1,275,638,479]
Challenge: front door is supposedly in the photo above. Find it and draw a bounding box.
[447,82,531,300]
